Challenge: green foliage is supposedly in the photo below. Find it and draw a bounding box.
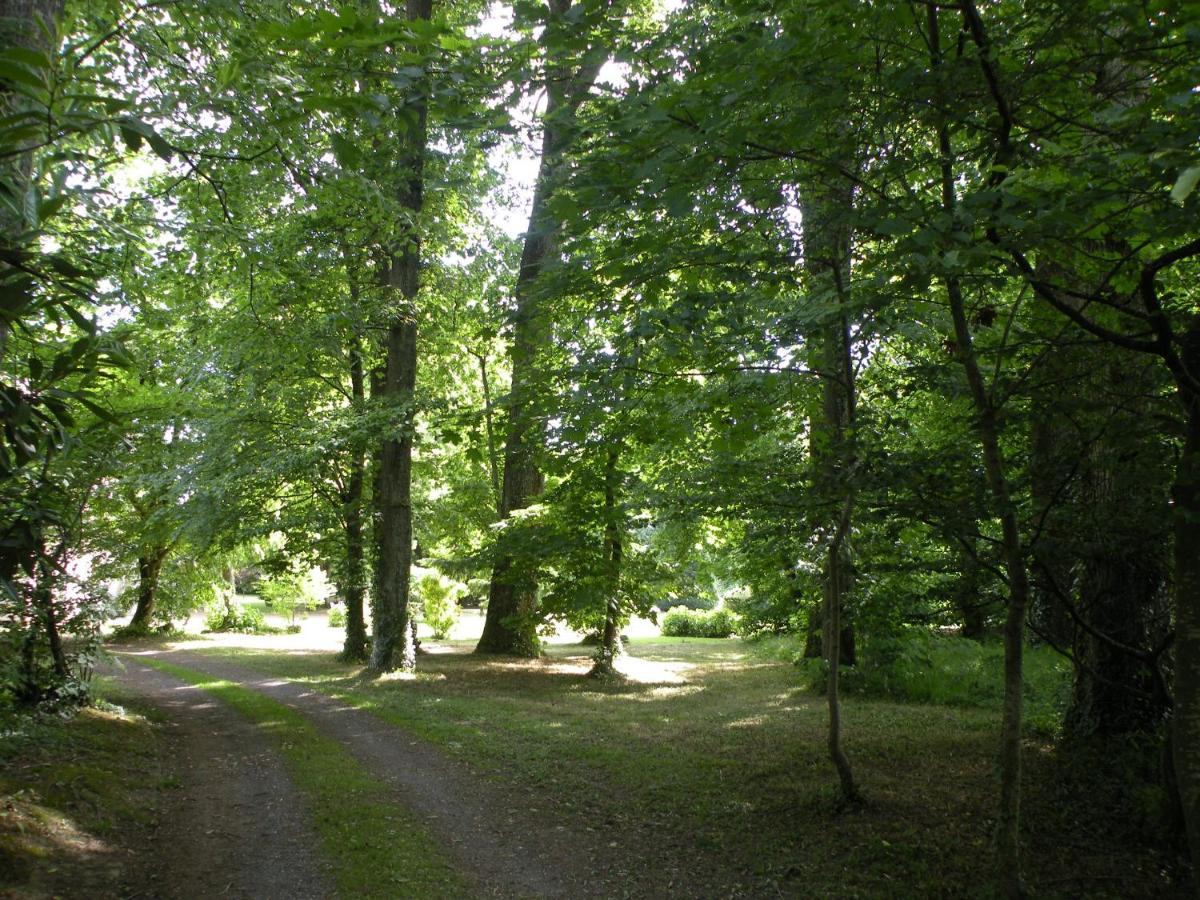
[724,590,802,637]
[413,571,463,640]
[259,572,321,626]
[656,594,715,612]
[328,604,347,629]
[108,622,189,641]
[203,603,269,635]
[795,631,1072,735]
[660,606,738,639]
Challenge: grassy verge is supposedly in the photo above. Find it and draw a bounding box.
[138,657,468,899]
[0,694,166,897]
[187,638,1187,897]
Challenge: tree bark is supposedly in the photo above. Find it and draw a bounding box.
[1172,325,1200,878]
[591,444,623,677]
[129,546,169,630]
[33,551,67,679]
[802,168,859,802]
[477,0,605,656]
[369,0,431,673]
[341,332,370,662]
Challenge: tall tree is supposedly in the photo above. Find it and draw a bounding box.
[477,0,610,656]
[370,0,434,672]
[803,174,860,804]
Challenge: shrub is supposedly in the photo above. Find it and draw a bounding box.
[259,572,320,626]
[656,595,716,612]
[328,604,347,628]
[725,591,801,637]
[413,572,464,640]
[661,606,737,638]
[204,603,270,634]
[108,622,188,641]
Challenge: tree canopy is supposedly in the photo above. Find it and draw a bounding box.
[2,0,1199,892]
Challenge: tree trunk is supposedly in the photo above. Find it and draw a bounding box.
[801,167,859,802]
[477,0,605,656]
[930,9,1029,895]
[591,445,623,677]
[1171,328,1200,878]
[341,334,370,662]
[33,551,67,679]
[368,0,431,673]
[1064,396,1170,735]
[1028,381,1077,648]
[1029,299,1170,738]
[954,539,991,640]
[129,546,169,630]
[947,271,1031,898]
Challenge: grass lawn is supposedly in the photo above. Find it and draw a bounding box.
[193,637,1189,897]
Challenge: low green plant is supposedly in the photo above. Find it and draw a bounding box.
[413,572,463,640]
[203,603,271,634]
[656,594,716,612]
[328,604,347,629]
[724,591,801,636]
[795,629,1071,735]
[258,572,320,626]
[109,622,190,641]
[660,606,737,638]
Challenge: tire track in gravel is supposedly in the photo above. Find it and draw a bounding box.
[114,648,638,899]
[110,660,333,900]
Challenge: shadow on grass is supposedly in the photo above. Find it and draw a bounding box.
[176,640,1189,898]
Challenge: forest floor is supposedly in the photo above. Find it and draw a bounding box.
[2,619,1192,898]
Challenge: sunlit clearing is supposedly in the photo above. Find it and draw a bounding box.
[375,670,421,683]
[615,655,694,684]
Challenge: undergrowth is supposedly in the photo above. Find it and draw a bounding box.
[761,630,1072,735]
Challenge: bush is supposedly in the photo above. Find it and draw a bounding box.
[108,622,188,641]
[413,572,463,640]
[328,604,347,628]
[660,606,737,638]
[656,595,716,612]
[258,572,320,626]
[203,603,271,634]
[725,591,801,637]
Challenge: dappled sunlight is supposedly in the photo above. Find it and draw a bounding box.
[474,655,592,677]
[0,795,119,859]
[374,669,421,683]
[726,714,768,729]
[613,654,694,685]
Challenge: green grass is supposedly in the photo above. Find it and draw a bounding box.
[776,631,1074,736]
[186,637,1187,897]
[139,658,468,899]
[0,693,165,895]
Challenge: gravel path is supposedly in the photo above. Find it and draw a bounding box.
[113,648,627,899]
[112,660,333,900]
